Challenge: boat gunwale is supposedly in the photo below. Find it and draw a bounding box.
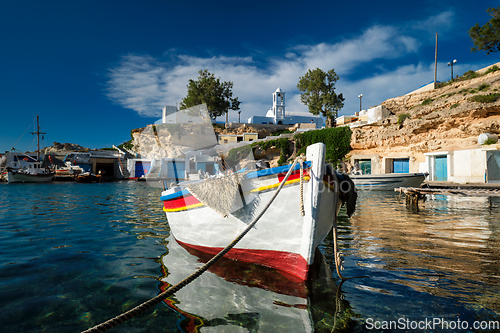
[160,161,312,201]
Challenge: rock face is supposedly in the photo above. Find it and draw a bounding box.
[42,142,89,154]
[350,69,500,161]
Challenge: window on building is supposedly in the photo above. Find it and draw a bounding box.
[356,159,372,175]
[223,139,228,143]
[237,136,243,142]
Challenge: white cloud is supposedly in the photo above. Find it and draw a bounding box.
[105,11,465,122]
[408,11,454,35]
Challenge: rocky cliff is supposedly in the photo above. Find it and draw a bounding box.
[350,67,500,158]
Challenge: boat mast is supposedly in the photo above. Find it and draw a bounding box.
[31,115,46,162]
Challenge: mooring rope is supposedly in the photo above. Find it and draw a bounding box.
[299,158,305,216]
[81,155,306,333]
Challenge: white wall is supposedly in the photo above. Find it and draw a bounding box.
[450,150,486,183]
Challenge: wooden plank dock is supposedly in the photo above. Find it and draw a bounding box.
[395,187,500,197]
[395,186,500,210]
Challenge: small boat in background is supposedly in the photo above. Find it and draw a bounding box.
[350,172,427,191]
[6,116,55,183]
[54,162,84,181]
[75,171,101,183]
[7,166,54,183]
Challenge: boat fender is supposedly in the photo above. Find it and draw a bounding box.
[325,165,357,217]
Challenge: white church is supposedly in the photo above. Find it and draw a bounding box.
[247,87,323,128]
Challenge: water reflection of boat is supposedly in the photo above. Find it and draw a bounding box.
[351,173,426,191]
[160,236,351,333]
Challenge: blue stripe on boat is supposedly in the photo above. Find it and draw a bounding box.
[245,161,311,180]
[160,161,312,201]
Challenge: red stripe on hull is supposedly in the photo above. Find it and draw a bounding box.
[176,239,309,282]
[163,195,200,210]
[277,169,308,183]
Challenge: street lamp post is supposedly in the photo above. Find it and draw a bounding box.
[358,94,363,112]
[447,59,457,81]
[238,110,241,123]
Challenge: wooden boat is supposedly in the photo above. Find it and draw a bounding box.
[6,168,54,183]
[75,172,101,183]
[160,143,356,281]
[6,116,55,183]
[54,162,84,181]
[350,172,426,191]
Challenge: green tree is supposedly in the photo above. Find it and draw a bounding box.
[469,7,500,55]
[180,69,240,120]
[297,68,344,128]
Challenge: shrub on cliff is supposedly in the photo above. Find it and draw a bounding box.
[251,138,290,166]
[294,126,352,165]
[398,113,411,125]
[469,93,500,103]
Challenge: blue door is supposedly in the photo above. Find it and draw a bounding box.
[135,161,151,178]
[393,158,409,173]
[434,156,447,181]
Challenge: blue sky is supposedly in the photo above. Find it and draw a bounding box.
[1,0,498,153]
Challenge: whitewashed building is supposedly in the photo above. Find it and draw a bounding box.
[247,88,323,128]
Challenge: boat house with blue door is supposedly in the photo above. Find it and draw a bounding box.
[423,146,500,183]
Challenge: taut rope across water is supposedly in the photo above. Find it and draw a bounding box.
[81,155,306,333]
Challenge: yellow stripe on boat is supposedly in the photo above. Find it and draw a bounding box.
[251,176,310,193]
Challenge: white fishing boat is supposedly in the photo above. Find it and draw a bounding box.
[6,116,55,183]
[160,142,356,281]
[350,172,427,191]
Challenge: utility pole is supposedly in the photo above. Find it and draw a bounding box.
[434,33,438,87]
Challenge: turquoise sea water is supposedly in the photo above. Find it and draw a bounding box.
[1,181,500,332]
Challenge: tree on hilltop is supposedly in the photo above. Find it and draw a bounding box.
[469,7,500,55]
[180,69,240,120]
[297,68,344,128]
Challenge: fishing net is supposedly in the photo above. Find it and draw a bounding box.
[186,172,247,217]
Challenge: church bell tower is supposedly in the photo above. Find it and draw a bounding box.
[272,87,286,122]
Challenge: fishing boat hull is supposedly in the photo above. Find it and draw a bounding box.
[7,170,54,183]
[351,172,426,191]
[160,143,335,281]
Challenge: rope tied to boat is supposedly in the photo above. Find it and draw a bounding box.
[299,154,305,216]
[81,155,307,333]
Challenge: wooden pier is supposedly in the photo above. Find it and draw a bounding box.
[395,186,500,210]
